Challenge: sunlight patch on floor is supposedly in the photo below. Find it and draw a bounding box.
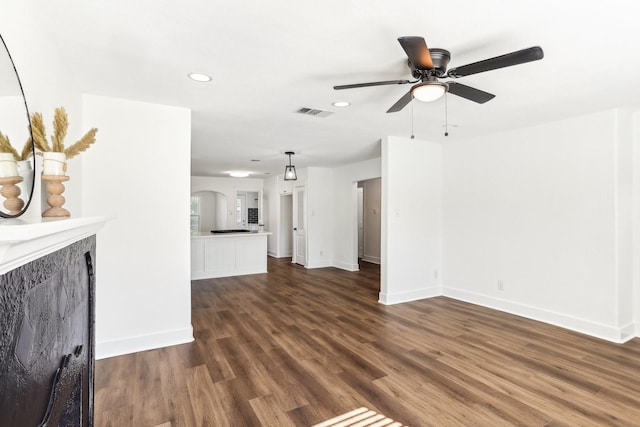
[312,407,407,427]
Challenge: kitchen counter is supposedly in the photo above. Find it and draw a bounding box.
[191,231,271,280]
[191,230,271,238]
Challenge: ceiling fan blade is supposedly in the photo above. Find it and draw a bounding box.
[333,80,410,90]
[386,89,413,113]
[446,82,495,103]
[447,46,544,78]
[398,36,434,70]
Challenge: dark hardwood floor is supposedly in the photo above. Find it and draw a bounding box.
[95,257,640,426]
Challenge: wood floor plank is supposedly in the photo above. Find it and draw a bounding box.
[184,364,232,427]
[285,404,324,427]
[95,257,640,426]
[249,394,297,427]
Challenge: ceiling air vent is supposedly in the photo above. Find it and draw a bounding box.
[296,107,333,118]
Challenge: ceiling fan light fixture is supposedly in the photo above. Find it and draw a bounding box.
[411,81,448,102]
[284,151,297,181]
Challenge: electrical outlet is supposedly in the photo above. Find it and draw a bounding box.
[498,280,504,291]
[320,250,323,256]
[434,270,438,279]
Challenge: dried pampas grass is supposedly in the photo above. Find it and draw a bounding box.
[52,107,68,152]
[64,128,97,159]
[0,130,35,161]
[30,107,98,159]
[0,131,20,161]
[31,112,51,152]
[20,138,34,161]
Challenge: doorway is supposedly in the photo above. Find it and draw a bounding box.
[191,190,228,232]
[279,194,293,258]
[235,193,247,229]
[292,185,306,266]
[357,178,381,266]
[236,191,260,230]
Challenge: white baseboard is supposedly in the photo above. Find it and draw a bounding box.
[96,325,194,360]
[377,283,638,343]
[619,322,638,342]
[443,287,637,344]
[192,267,267,280]
[361,256,380,265]
[305,260,333,269]
[268,250,292,258]
[379,286,442,305]
[333,260,360,271]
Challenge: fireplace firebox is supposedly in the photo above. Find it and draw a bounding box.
[0,236,96,427]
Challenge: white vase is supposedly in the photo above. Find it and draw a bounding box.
[42,152,67,176]
[0,152,19,178]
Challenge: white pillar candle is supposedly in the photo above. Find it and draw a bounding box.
[42,152,67,176]
[0,152,19,178]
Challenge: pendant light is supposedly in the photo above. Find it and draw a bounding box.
[284,151,297,181]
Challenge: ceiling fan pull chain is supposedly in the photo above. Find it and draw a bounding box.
[411,101,415,139]
[444,93,449,137]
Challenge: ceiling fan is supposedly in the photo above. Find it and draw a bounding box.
[333,36,544,113]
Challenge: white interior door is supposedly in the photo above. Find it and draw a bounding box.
[292,185,306,266]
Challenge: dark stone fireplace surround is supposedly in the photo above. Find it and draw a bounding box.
[0,237,95,427]
[1,232,97,427]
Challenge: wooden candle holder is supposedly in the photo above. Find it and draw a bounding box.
[0,175,25,215]
[42,175,70,217]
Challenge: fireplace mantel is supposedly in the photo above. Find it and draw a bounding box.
[0,216,108,275]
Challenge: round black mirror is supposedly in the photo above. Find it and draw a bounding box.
[0,33,35,218]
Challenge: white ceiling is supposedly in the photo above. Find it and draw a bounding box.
[31,0,640,177]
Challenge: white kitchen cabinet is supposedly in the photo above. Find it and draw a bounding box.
[191,231,271,280]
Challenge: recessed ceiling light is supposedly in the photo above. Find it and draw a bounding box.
[188,72,212,82]
[250,159,261,162]
[229,171,250,178]
[332,101,351,107]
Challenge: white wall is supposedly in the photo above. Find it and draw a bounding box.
[81,94,193,358]
[194,191,219,232]
[191,176,263,229]
[381,136,442,304]
[614,110,634,333]
[306,167,333,268]
[246,192,258,209]
[192,191,227,232]
[1,0,84,218]
[215,192,227,230]
[442,109,635,342]
[331,157,381,271]
[362,178,381,264]
[633,112,640,331]
[264,175,279,256]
